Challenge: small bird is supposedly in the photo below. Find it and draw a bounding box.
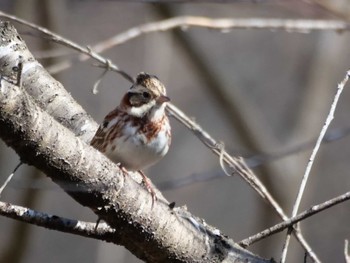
[90,73,171,205]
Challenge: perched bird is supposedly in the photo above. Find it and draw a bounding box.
[90,72,171,204]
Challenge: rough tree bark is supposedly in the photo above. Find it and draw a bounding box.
[0,21,273,263]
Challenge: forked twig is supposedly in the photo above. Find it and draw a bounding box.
[239,190,350,247]
[92,59,112,94]
[280,70,350,262]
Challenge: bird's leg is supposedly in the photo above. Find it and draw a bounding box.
[118,165,156,207]
[138,170,157,207]
[117,163,129,177]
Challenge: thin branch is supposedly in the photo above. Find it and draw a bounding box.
[239,190,350,247]
[84,18,350,51]
[280,70,350,262]
[0,201,116,241]
[280,230,292,263]
[0,162,22,196]
[345,240,350,263]
[0,10,134,83]
[293,70,350,215]
[46,17,350,75]
[2,10,349,75]
[92,59,112,94]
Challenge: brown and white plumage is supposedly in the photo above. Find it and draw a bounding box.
[90,73,171,203]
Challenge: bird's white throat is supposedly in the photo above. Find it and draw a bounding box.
[128,100,166,121]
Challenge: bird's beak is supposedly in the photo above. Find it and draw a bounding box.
[157,95,170,104]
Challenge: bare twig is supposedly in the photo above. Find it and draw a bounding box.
[280,70,350,262]
[280,229,292,263]
[92,59,112,94]
[64,16,350,53]
[345,240,350,263]
[0,201,116,241]
[47,17,350,75]
[0,162,22,197]
[84,18,350,52]
[239,190,350,247]
[0,10,134,83]
[2,9,349,75]
[76,17,350,51]
[218,143,232,177]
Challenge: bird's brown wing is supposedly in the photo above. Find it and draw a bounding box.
[90,126,107,152]
[90,108,121,152]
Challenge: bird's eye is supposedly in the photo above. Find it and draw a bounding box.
[142,92,150,99]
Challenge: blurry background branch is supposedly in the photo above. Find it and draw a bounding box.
[1,11,349,75]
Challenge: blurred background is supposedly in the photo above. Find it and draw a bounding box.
[1,0,350,262]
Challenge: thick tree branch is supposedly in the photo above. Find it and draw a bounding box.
[3,185,349,253]
[0,21,270,263]
[0,19,98,143]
